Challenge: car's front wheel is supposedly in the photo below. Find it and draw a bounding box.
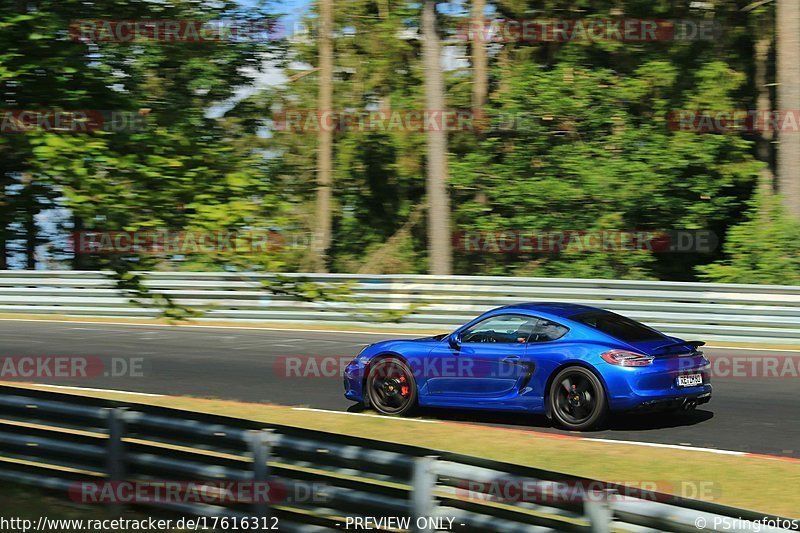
[549,366,608,431]
[366,357,417,416]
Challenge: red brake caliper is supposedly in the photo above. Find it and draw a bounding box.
[399,375,409,397]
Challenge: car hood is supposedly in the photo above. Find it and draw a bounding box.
[361,335,447,357]
[413,333,448,341]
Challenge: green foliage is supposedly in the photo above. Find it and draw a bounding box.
[263,274,358,303]
[260,0,768,281]
[263,274,422,322]
[0,0,300,276]
[0,0,787,285]
[349,302,426,324]
[112,266,203,321]
[449,32,761,280]
[698,196,800,285]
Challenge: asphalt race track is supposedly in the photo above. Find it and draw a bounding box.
[0,319,797,458]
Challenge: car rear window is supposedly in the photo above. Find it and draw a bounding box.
[530,319,569,342]
[571,311,663,343]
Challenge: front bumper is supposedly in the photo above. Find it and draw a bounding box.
[343,358,366,403]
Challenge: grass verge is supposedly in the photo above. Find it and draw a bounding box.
[0,483,163,526]
[1,382,798,518]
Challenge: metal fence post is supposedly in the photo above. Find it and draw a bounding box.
[106,407,127,515]
[249,429,274,517]
[411,456,437,533]
[584,489,613,533]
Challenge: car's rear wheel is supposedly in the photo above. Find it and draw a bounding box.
[366,357,417,416]
[549,366,607,431]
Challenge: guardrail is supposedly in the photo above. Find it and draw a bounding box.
[1,270,799,345]
[0,386,796,532]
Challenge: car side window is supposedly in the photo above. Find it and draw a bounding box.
[529,319,569,343]
[461,315,537,344]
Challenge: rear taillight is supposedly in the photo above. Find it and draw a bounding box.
[601,350,654,367]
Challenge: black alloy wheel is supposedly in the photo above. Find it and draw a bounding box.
[366,357,417,416]
[549,366,608,430]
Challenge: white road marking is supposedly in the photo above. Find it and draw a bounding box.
[26,384,164,397]
[583,437,747,455]
[292,407,440,423]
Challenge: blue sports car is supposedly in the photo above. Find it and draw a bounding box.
[343,303,712,430]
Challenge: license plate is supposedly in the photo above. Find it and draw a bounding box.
[677,374,703,387]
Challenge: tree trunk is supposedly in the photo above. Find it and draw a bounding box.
[377,0,389,20]
[422,0,452,274]
[0,183,6,270]
[471,0,487,121]
[755,30,774,201]
[73,214,86,270]
[20,174,36,270]
[314,0,334,270]
[24,203,36,270]
[777,0,800,219]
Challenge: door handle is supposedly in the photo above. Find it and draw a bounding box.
[502,356,521,364]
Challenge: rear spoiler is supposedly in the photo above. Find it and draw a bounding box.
[652,340,705,354]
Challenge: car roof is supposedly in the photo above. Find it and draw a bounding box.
[496,302,605,319]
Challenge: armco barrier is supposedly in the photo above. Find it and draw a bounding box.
[0,271,799,345]
[0,386,796,532]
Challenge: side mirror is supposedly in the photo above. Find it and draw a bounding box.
[448,333,461,350]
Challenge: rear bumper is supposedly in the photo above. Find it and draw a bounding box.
[603,354,713,411]
[629,390,712,413]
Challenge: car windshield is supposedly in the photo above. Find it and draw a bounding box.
[571,311,664,343]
